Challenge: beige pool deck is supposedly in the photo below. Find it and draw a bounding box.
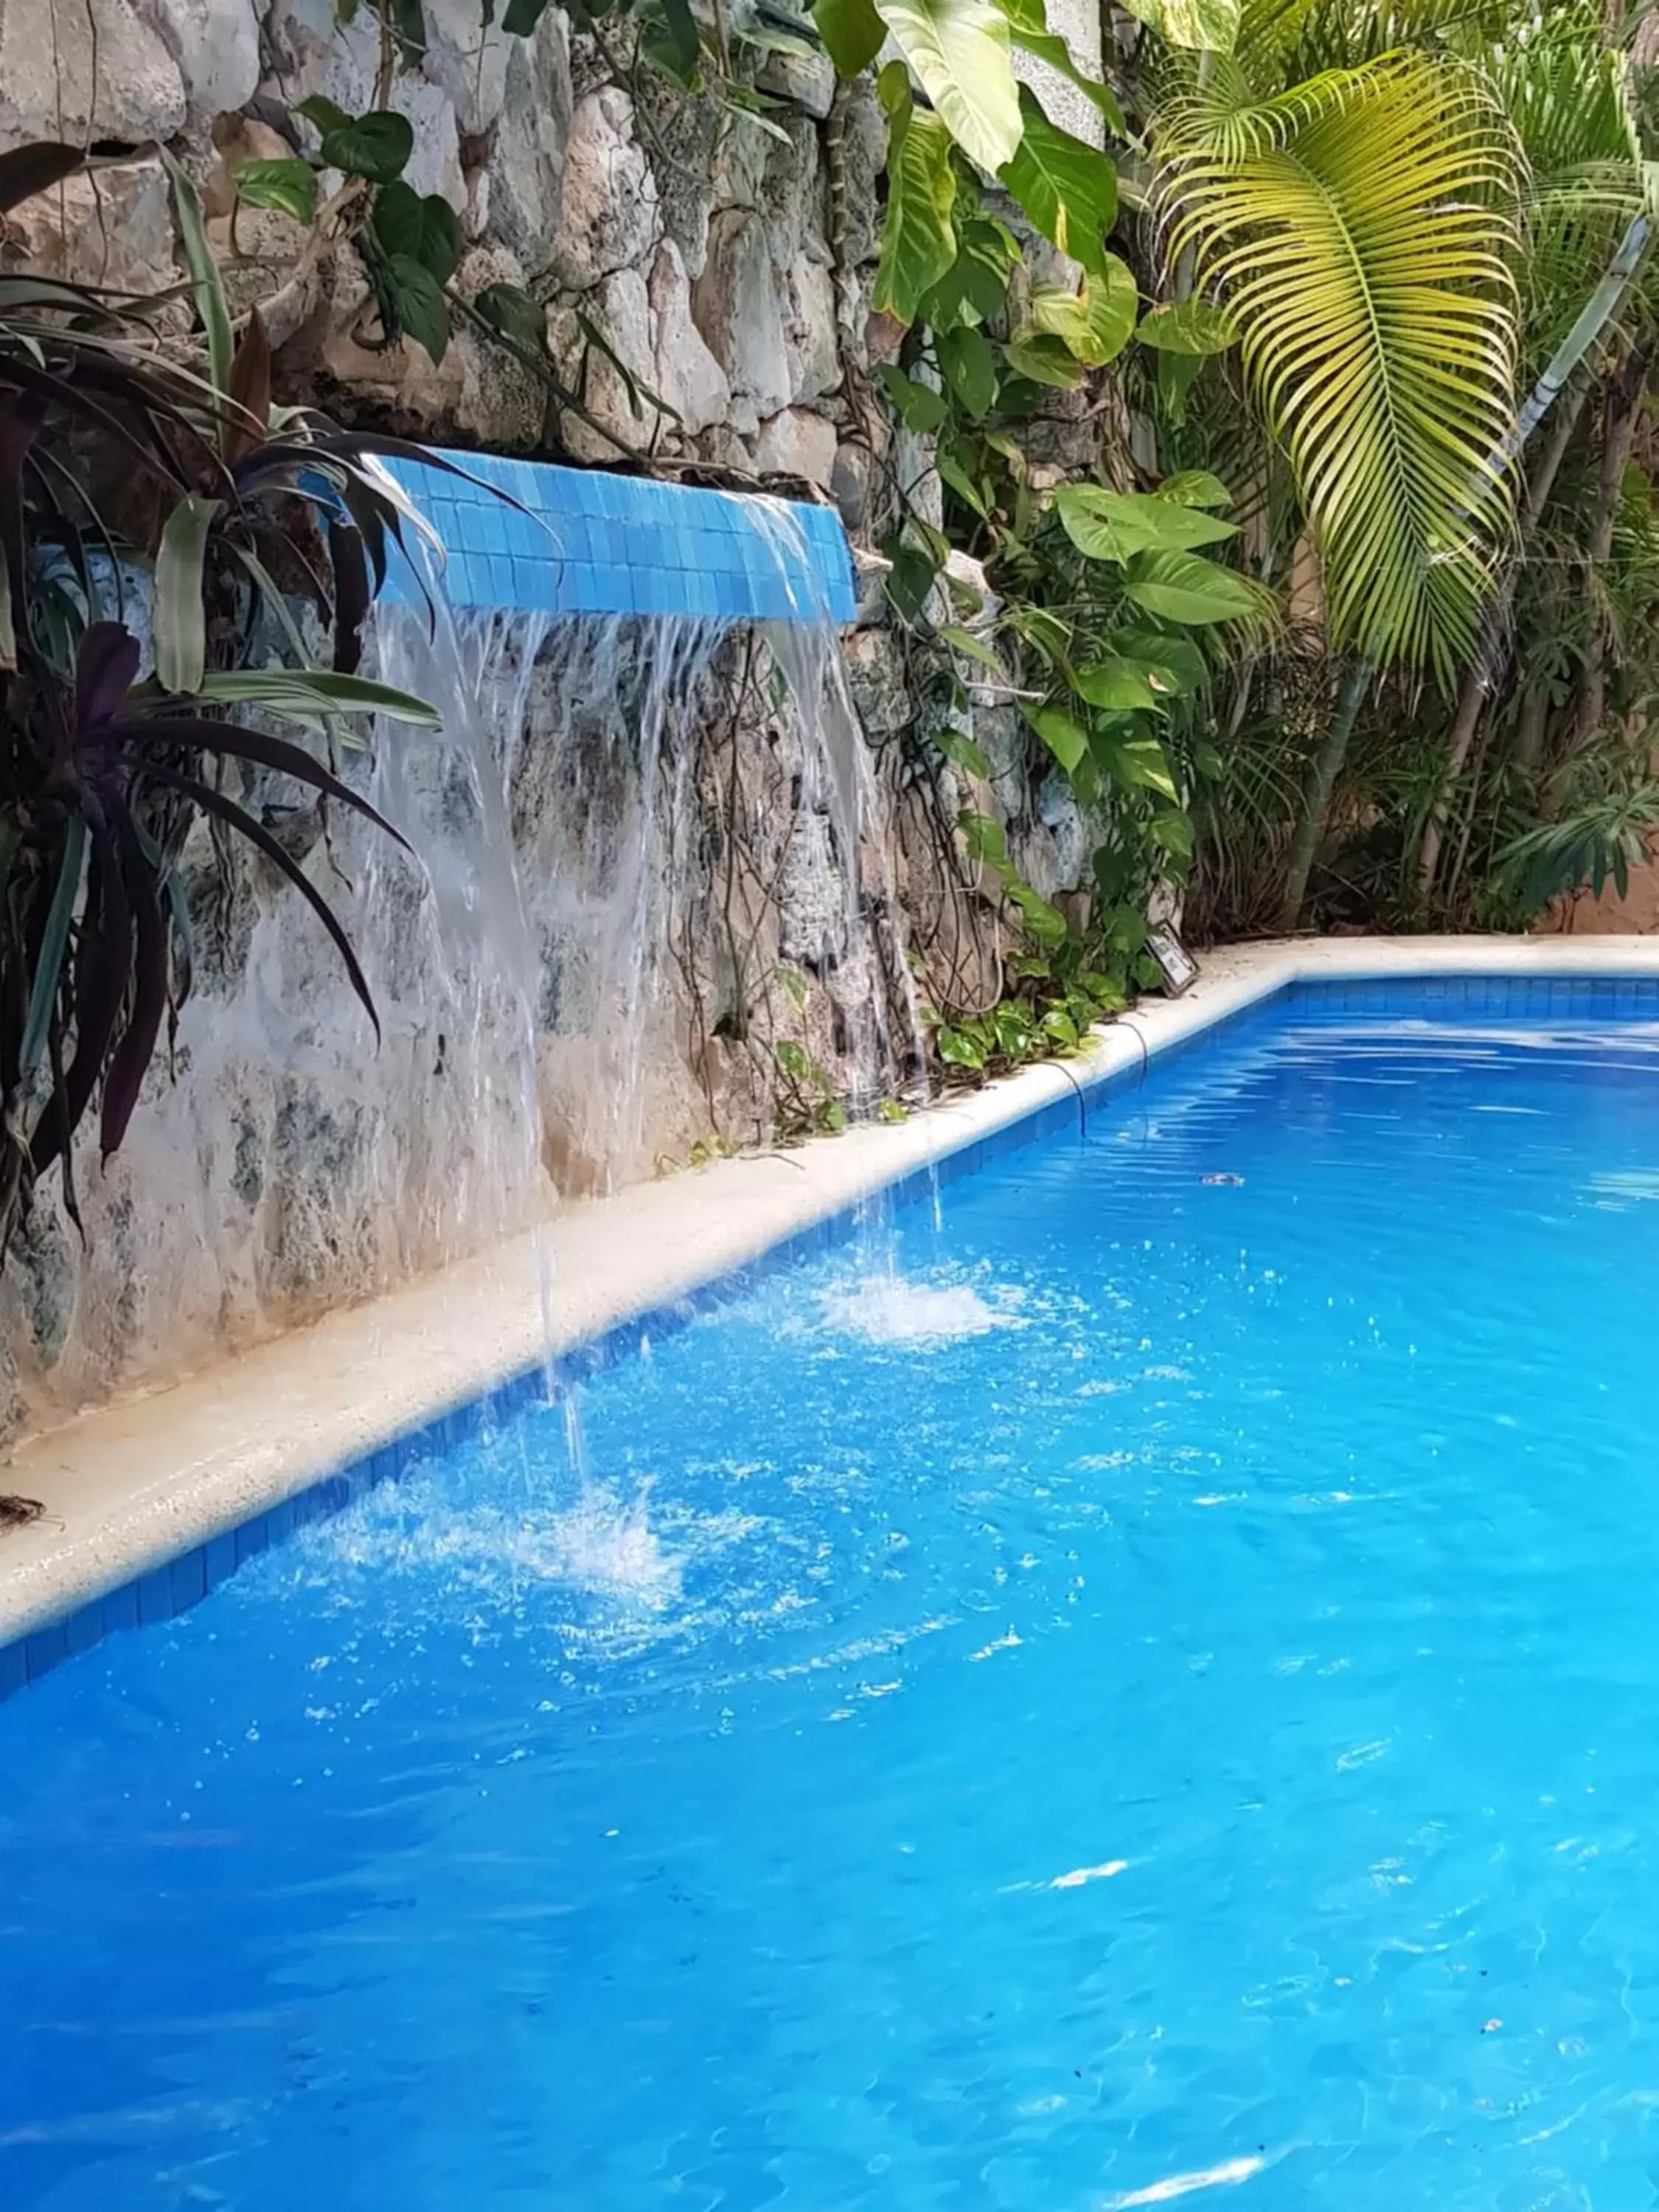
[4,933,1658,1653]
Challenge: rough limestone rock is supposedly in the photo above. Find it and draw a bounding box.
[844,628,913,737]
[548,265,659,462]
[831,441,877,532]
[482,18,573,260]
[761,115,822,276]
[455,246,545,445]
[633,65,717,279]
[693,208,791,418]
[838,77,888,268]
[753,408,838,490]
[147,0,262,122]
[263,0,344,100]
[547,88,659,293]
[785,257,841,405]
[756,47,838,122]
[420,0,510,136]
[649,242,730,438]
[0,0,186,145]
[6,156,181,296]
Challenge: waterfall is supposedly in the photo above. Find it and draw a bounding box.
[4,490,927,1430]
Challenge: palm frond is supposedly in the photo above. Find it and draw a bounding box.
[1158,50,1523,685]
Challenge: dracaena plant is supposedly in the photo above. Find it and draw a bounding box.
[0,142,476,1262]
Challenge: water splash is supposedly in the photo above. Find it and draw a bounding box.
[818,1275,1018,1345]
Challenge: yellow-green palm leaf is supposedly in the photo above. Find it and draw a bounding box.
[1159,51,1522,684]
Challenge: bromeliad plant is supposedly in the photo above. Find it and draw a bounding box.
[0,145,469,1262]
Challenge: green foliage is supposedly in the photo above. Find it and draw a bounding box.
[1158,49,1522,689]
[874,0,1023,173]
[232,158,319,224]
[0,142,498,1260]
[998,88,1119,273]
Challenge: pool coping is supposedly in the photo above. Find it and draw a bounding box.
[4,931,1657,1663]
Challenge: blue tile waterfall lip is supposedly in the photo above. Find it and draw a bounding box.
[375,448,860,625]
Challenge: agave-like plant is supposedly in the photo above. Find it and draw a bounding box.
[0,142,484,1261]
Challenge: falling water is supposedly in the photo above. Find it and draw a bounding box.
[9,487,929,1444]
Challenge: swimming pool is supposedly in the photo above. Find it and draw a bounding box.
[5,977,1659,2210]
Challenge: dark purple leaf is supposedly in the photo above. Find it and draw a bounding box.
[100,820,168,1157]
[0,389,47,658]
[0,355,193,491]
[328,520,372,672]
[76,623,142,732]
[32,812,133,1175]
[141,766,382,1040]
[0,142,87,214]
[120,717,411,851]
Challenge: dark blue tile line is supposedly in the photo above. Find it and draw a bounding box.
[5,967,1658,1702]
[375,449,858,626]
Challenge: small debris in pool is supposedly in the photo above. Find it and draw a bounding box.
[1201,1172,1245,1187]
[1481,2018,1502,2034]
[0,1494,44,1530]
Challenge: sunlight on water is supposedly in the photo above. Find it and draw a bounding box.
[817,1273,1018,1344]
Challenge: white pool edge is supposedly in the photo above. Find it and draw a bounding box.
[4,932,1655,1651]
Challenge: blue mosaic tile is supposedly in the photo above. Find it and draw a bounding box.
[376,448,858,627]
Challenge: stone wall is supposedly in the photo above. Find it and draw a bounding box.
[0,0,1101,1435]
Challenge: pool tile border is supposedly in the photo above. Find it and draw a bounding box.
[5,935,1659,1697]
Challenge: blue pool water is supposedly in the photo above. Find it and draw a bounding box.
[7,986,1659,2211]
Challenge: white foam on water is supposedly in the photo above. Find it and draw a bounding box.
[818,1276,1016,1346]
[291,1471,683,1611]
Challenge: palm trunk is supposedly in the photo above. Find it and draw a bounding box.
[1414,386,1589,897]
[1413,209,1652,900]
[1280,659,1371,932]
[1572,337,1654,762]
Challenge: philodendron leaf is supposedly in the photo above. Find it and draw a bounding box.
[1073,658,1161,712]
[295,94,352,136]
[1155,470,1232,510]
[386,253,452,363]
[1135,299,1235,355]
[1116,0,1239,52]
[372,181,463,284]
[1027,257,1137,367]
[1000,331,1082,388]
[1123,549,1259,625]
[998,86,1116,274]
[919,215,1017,327]
[878,364,950,431]
[936,323,997,416]
[1110,627,1211,693]
[1028,706,1089,773]
[320,110,414,185]
[874,103,957,324]
[233,157,318,225]
[1094,728,1180,801]
[815,0,886,74]
[474,282,549,354]
[875,0,1022,173]
[1054,484,1237,562]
